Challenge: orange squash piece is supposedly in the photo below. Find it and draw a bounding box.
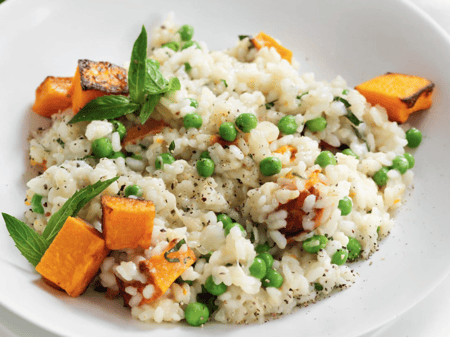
[101,195,155,250]
[122,118,168,146]
[118,239,196,306]
[32,76,73,117]
[70,59,129,113]
[251,32,293,63]
[278,170,325,238]
[355,73,434,123]
[274,145,297,162]
[35,216,110,297]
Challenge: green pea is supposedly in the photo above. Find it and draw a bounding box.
[184,113,203,129]
[261,269,284,288]
[338,196,352,216]
[404,153,415,169]
[155,153,175,170]
[314,283,323,291]
[204,275,227,296]
[314,151,336,168]
[217,213,232,227]
[197,158,215,177]
[224,222,246,236]
[162,41,180,51]
[305,116,327,132]
[373,167,389,187]
[260,157,282,176]
[391,155,409,174]
[124,184,143,198]
[184,302,209,326]
[188,98,199,108]
[347,237,362,260]
[92,137,113,158]
[405,127,422,148]
[111,120,127,140]
[277,115,298,135]
[31,194,44,214]
[303,235,328,254]
[331,248,349,265]
[219,122,237,142]
[178,24,194,41]
[249,257,267,279]
[255,243,271,254]
[342,148,359,159]
[235,113,258,133]
[108,151,126,159]
[256,252,274,269]
[199,151,211,159]
[181,40,201,50]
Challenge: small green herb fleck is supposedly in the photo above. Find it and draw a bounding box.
[342,89,349,95]
[239,35,251,41]
[221,79,228,88]
[265,100,277,110]
[31,194,44,214]
[333,96,351,108]
[164,239,186,263]
[169,141,175,154]
[346,110,362,126]
[297,92,309,106]
[184,62,192,72]
[56,138,65,148]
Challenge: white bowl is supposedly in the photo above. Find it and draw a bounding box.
[0,0,449,336]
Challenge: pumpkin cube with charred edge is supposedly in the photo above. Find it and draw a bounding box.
[355,73,434,123]
[32,76,73,117]
[36,216,110,297]
[118,239,196,306]
[70,59,129,113]
[122,118,169,146]
[101,195,155,250]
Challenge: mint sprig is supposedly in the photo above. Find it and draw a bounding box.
[3,176,119,266]
[69,25,181,125]
[2,213,49,267]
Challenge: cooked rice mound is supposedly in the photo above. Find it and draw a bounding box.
[25,15,413,324]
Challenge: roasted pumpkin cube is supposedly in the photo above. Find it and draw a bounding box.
[70,59,129,113]
[32,76,73,117]
[138,239,196,304]
[35,216,110,297]
[101,195,155,250]
[355,73,434,123]
[251,32,293,63]
[122,118,168,146]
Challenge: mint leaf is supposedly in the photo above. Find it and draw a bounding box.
[166,77,181,95]
[145,59,169,94]
[128,25,148,104]
[42,176,119,244]
[69,96,139,124]
[139,94,161,124]
[2,213,49,267]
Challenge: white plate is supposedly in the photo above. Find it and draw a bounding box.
[1,0,450,336]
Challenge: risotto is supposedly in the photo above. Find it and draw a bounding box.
[16,14,422,325]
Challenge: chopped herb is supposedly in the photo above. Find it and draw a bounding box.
[31,194,45,214]
[346,109,361,126]
[139,144,148,150]
[184,62,192,72]
[177,276,193,286]
[239,35,251,41]
[297,91,309,106]
[342,89,349,95]
[221,79,228,88]
[164,239,186,263]
[169,141,175,154]
[130,154,143,160]
[352,125,370,151]
[265,100,277,109]
[314,283,323,291]
[292,172,306,179]
[333,96,351,108]
[201,252,212,263]
[56,138,65,148]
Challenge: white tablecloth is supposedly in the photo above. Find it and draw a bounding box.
[1,0,449,336]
